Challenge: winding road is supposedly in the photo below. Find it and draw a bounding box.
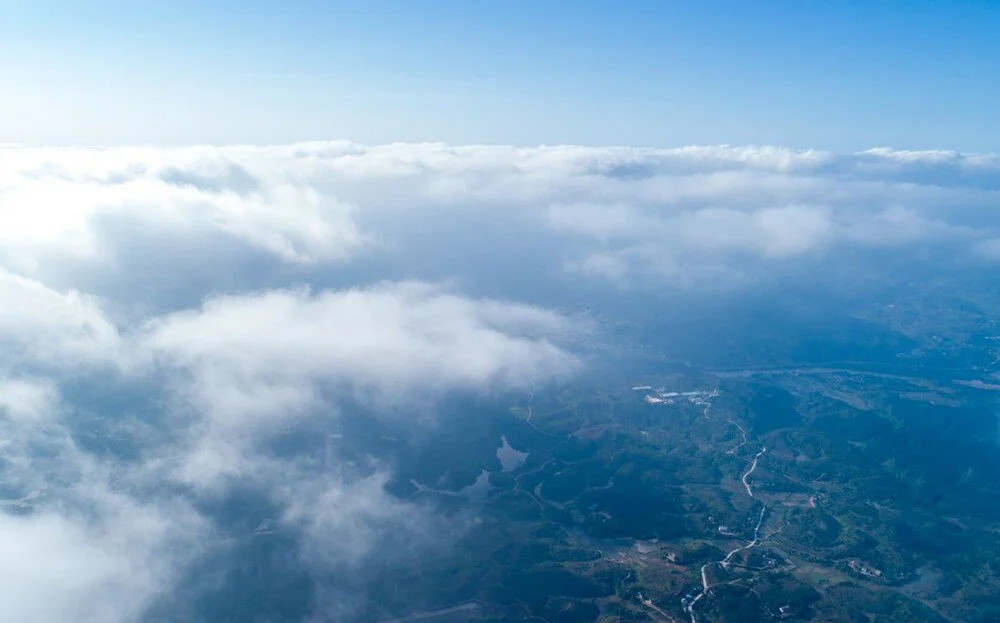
[684,400,770,623]
[741,447,767,498]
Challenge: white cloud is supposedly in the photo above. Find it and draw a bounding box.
[548,203,836,281]
[0,267,125,368]
[0,145,364,284]
[277,469,457,623]
[0,498,203,623]
[281,471,428,569]
[145,281,578,413]
[0,395,206,623]
[2,142,998,293]
[141,281,579,486]
[0,377,60,422]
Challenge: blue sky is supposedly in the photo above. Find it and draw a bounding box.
[2,0,998,150]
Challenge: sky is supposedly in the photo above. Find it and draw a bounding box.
[2,0,999,151]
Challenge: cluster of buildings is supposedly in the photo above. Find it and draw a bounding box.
[848,559,884,579]
[633,385,719,405]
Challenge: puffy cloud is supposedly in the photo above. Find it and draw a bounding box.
[0,267,125,368]
[0,145,363,287]
[140,281,580,486]
[0,377,60,422]
[145,282,577,410]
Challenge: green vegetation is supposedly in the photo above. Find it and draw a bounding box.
[367,313,1000,623]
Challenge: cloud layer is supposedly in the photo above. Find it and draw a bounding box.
[0,141,998,621]
[3,142,997,299]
